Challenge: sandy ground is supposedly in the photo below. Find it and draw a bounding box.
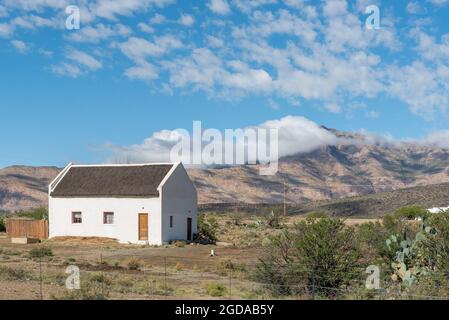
[0,217,377,300]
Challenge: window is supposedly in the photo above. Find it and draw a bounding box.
[72,212,82,224]
[170,215,173,228]
[104,212,114,224]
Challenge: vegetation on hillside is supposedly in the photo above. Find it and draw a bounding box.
[16,208,48,220]
[255,208,449,299]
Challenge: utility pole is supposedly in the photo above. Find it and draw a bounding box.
[283,178,287,217]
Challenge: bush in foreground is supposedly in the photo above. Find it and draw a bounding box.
[255,217,362,297]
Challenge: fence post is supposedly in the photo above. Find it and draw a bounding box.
[229,267,232,300]
[100,253,104,297]
[39,255,43,300]
[164,257,167,299]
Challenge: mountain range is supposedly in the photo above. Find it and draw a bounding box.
[2,127,449,213]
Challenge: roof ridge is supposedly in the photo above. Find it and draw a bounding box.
[71,162,176,167]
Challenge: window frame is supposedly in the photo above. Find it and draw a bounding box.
[72,212,82,224]
[169,215,174,228]
[103,212,114,225]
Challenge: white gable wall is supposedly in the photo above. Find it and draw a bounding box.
[48,196,162,244]
[160,163,197,243]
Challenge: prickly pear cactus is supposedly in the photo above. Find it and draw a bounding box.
[386,221,433,286]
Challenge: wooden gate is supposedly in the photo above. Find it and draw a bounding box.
[5,219,48,239]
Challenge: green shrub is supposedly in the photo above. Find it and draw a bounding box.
[355,221,389,263]
[205,282,227,297]
[264,210,283,229]
[420,213,449,272]
[89,273,112,286]
[29,247,53,259]
[171,240,186,247]
[216,258,247,276]
[230,212,244,226]
[194,213,218,244]
[17,208,48,220]
[0,218,5,232]
[393,205,428,220]
[126,257,142,270]
[53,274,110,300]
[255,218,361,297]
[307,211,329,219]
[0,266,29,280]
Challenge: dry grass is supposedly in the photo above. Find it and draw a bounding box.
[0,215,377,300]
[47,236,119,246]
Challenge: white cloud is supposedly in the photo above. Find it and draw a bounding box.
[283,0,305,9]
[108,116,343,164]
[324,103,342,114]
[51,48,102,77]
[387,61,448,119]
[406,2,427,14]
[2,0,69,11]
[259,116,341,156]
[2,0,447,121]
[427,0,449,6]
[137,22,154,33]
[179,14,195,26]
[91,0,174,20]
[66,49,102,71]
[124,62,158,80]
[423,130,449,148]
[149,13,166,24]
[206,35,224,48]
[0,5,8,18]
[233,0,277,13]
[117,35,182,63]
[10,39,28,53]
[412,29,449,63]
[163,48,274,96]
[2,0,174,24]
[11,15,56,29]
[365,110,380,118]
[0,23,14,38]
[38,48,53,57]
[208,0,231,15]
[51,62,82,78]
[66,24,132,43]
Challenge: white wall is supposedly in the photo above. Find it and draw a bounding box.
[48,197,162,244]
[160,164,198,243]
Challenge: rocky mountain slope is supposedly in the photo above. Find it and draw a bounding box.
[2,128,449,212]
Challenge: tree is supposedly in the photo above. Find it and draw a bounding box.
[194,213,218,244]
[0,218,5,232]
[255,218,361,297]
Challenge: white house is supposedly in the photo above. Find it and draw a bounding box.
[48,162,197,245]
[427,206,449,214]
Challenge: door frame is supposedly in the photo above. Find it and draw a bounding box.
[138,213,149,241]
[187,217,192,241]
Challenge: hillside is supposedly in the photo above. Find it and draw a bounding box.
[2,128,449,214]
[292,182,449,217]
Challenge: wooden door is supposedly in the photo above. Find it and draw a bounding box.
[138,214,148,240]
[187,217,192,241]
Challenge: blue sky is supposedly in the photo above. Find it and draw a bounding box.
[1,0,449,167]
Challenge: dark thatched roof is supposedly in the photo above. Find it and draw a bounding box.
[50,164,174,197]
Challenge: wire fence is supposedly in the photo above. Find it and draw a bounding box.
[1,250,449,300]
